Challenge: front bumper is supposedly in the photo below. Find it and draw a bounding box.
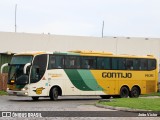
[7,90,28,96]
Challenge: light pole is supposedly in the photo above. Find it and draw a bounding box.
[102,21,104,38]
[15,4,17,32]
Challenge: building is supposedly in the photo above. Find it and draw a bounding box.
[0,52,14,73]
[0,32,159,59]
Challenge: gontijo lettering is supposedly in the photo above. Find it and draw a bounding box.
[102,72,132,78]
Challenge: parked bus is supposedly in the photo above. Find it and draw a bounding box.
[1,51,158,100]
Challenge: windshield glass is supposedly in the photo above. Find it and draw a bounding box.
[8,55,33,84]
[11,55,33,64]
[9,65,25,80]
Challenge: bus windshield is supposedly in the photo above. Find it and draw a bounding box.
[10,55,33,64]
[8,55,33,85]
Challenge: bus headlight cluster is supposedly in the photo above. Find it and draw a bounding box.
[21,87,28,91]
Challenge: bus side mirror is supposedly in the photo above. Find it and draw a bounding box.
[23,63,31,74]
[1,63,9,73]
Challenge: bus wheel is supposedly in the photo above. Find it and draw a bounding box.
[100,95,111,99]
[32,97,39,101]
[130,87,140,98]
[50,87,59,101]
[120,87,129,98]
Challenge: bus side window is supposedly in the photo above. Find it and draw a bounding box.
[81,57,96,69]
[65,56,71,68]
[97,57,111,70]
[148,59,156,70]
[65,56,80,69]
[126,59,133,70]
[56,56,64,68]
[48,55,56,69]
[31,54,47,83]
[97,57,104,69]
[140,59,148,70]
[133,59,140,70]
[118,58,126,70]
[84,60,90,69]
[48,55,64,69]
[112,58,118,70]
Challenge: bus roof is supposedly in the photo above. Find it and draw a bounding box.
[66,50,155,59]
[14,51,49,56]
[14,50,156,59]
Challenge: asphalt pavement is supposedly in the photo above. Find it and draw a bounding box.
[0,95,159,120]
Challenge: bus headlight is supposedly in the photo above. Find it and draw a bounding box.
[21,87,28,91]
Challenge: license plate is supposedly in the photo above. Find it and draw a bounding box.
[9,85,15,90]
[10,85,14,90]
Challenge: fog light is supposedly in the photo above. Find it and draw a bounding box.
[24,92,28,95]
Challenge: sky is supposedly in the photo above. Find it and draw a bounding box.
[0,0,160,38]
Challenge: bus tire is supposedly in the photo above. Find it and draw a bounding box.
[129,87,140,98]
[50,87,59,101]
[32,97,39,101]
[100,95,111,99]
[120,86,129,98]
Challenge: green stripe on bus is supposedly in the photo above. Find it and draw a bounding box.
[64,69,92,91]
[77,70,103,91]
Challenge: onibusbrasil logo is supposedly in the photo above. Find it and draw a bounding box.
[1,112,42,118]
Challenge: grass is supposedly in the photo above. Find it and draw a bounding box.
[140,92,160,97]
[0,90,8,95]
[98,98,160,111]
